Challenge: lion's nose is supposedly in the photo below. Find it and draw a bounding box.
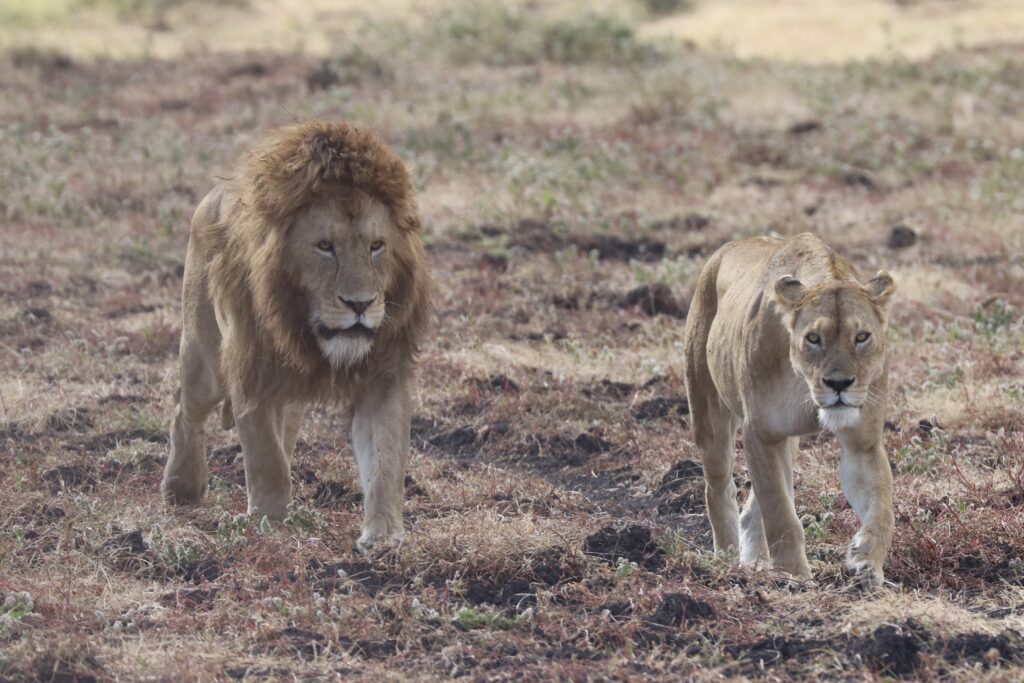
[341,296,375,315]
[823,377,855,393]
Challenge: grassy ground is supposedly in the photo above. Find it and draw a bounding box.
[1,1,1024,680]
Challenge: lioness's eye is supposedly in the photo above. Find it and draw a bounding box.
[805,333,821,345]
[316,240,333,253]
[370,240,385,253]
[855,332,871,344]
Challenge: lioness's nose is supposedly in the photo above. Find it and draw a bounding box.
[823,377,855,393]
[341,296,375,315]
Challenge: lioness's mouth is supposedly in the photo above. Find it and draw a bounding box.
[824,400,861,410]
[316,322,375,340]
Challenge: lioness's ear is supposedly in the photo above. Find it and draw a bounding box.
[773,274,806,309]
[866,270,895,307]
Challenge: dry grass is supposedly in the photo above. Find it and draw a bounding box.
[1,1,1024,680]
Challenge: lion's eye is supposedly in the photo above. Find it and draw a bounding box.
[316,240,334,253]
[805,333,821,345]
[855,332,871,344]
[369,240,385,253]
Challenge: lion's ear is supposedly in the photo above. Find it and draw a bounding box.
[773,274,805,310]
[866,270,895,307]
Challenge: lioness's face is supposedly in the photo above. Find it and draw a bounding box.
[775,274,895,431]
[288,198,397,367]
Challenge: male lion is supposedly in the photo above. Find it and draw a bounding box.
[161,121,430,551]
[684,233,896,587]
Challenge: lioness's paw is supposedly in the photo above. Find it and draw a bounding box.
[356,529,405,555]
[161,478,207,506]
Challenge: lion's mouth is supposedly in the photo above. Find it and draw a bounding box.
[316,321,375,340]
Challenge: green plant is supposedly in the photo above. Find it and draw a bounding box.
[973,299,1016,337]
[451,606,516,630]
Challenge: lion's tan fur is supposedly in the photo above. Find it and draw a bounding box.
[684,233,896,588]
[163,121,430,548]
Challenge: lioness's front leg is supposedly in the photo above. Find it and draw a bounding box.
[236,401,292,521]
[352,373,411,552]
[838,430,894,589]
[745,426,812,578]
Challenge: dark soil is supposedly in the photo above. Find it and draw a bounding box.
[463,577,536,611]
[645,592,716,627]
[583,524,665,571]
[42,464,97,492]
[633,396,689,421]
[848,624,923,678]
[657,486,706,515]
[655,459,704,495]
[621,283,687,318]
[310,480,358,508]
[888,224,918,249]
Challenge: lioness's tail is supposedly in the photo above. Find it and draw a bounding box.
[683,249,722,406]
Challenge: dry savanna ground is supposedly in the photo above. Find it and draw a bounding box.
[1,1,1024,680]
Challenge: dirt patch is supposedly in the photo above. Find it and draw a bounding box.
[308,559,400,597]
[159,587,219,609]
[506,218,666,262]
[528,547,579,586]
[646,592,716,627]
[657,486,705,515]
[888,224,918,249]
[310,480,360,508]
[633,396,689,421]
[42,464,97,492]
[734,635,832,673]
[260,627,329,660]
[337,636,399,660]
[582,379,637,400]
[940,631,1022,668]
[655,459,704,495]
[572,234,666,262]
[583,524,665,571]
[848,624,923,678]
[462,577,536,612]
[649,213,711,232]
[28,648,104,683]
[468,373,521,393]
[426,425,480,456]
[620,284,687,318]
[523,430,614,468]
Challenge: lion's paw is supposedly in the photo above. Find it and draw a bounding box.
[846,557,885,591]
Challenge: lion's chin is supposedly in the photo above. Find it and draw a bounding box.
[817,405,862,432]
[318,335,374,368]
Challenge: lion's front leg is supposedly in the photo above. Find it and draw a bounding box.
[351,374,411,553]
[838,432,894,589]
[237,401,292,521]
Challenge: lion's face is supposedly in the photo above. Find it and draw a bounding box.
[774,273,895,431]
[287,197,397,368]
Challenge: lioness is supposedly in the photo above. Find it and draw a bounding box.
[684,233,895,587]
[161,121,431,551]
